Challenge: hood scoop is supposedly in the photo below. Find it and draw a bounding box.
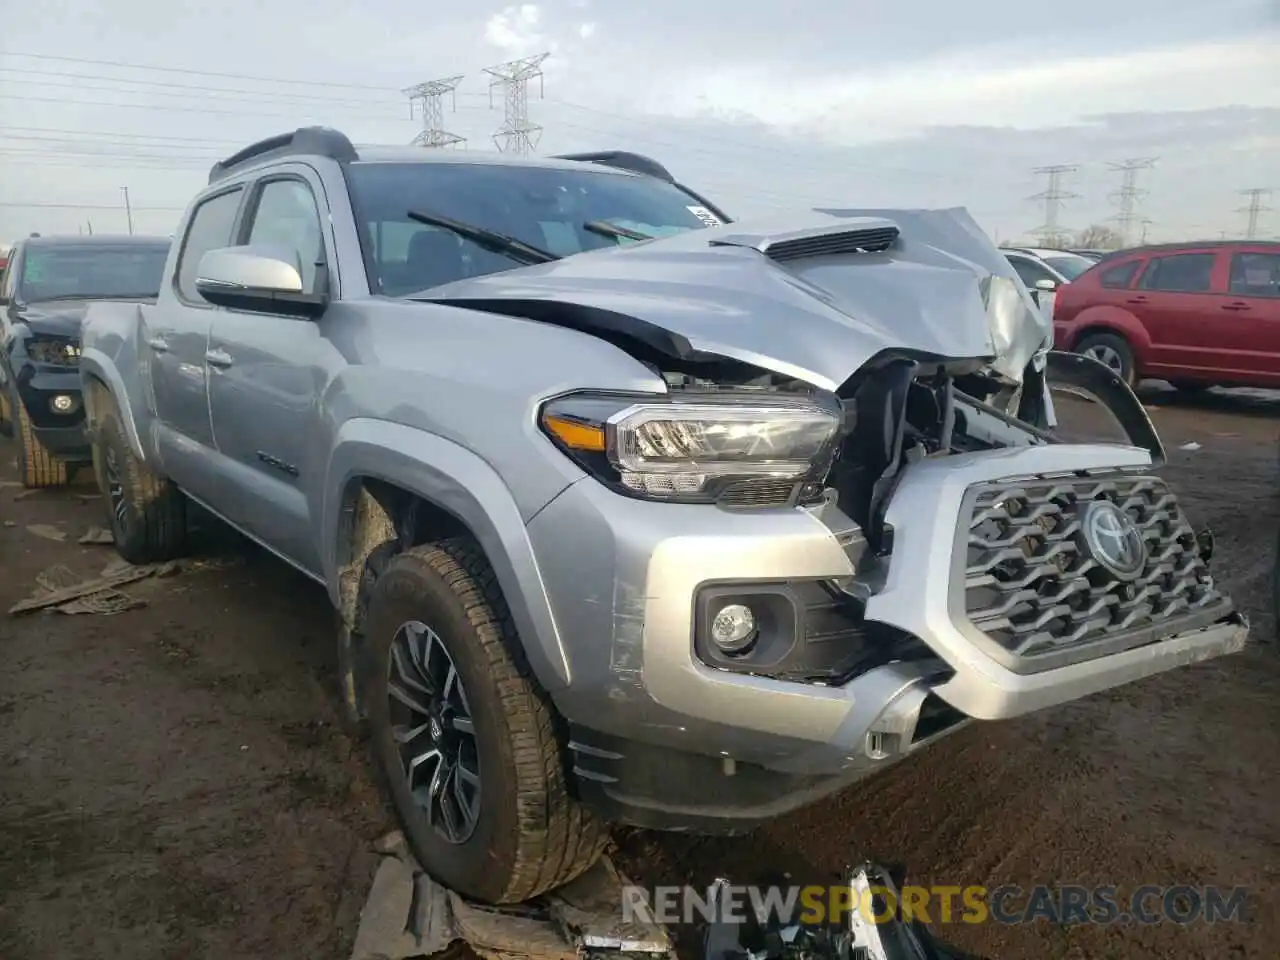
[709,218,900,263]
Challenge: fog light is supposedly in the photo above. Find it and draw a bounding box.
[710,603,757,654]
[50,394,77,414]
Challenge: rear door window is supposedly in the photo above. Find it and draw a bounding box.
[1099,260,1142,289]
[176,187,246,302]
[1138,253,1216,293]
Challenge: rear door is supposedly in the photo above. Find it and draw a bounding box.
[1127,249,1227,378]
[1224,247,1280,383]
[149,185,246,494]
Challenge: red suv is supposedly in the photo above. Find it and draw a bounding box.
[1051,241,1280,390]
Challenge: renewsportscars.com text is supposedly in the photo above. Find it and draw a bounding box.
[622,883,1251,927]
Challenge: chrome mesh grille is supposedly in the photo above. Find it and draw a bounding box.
[961,472,1229,660]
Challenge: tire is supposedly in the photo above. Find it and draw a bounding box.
[92,402,188,564]
[9,383,69,488]
[361,537,606,904]
[1074,332,1135,386]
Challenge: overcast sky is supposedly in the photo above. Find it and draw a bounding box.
[1,1,1277,243]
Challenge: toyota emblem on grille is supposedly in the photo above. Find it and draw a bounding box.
[1079,500,1146,580]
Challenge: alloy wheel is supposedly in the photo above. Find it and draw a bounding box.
[104,445,128,536]
[1083,344,1125,374]
[386,619,481,844]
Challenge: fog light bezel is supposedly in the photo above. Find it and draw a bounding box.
[694,583,803,672]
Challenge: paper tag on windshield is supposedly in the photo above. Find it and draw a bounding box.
[686,205,723,227]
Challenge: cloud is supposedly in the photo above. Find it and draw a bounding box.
[484,4,545,54]
[578,22,596,40]
[625,37,1280,146]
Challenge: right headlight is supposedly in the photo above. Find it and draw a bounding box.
[26,335,82,366]
[539,391,842,504]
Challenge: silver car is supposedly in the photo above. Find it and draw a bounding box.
[78,127,1248,906]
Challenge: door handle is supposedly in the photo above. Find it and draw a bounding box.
[1125,296,1148,304]
[1220,301,1250,311]
[205,348,234,369]
[147,336,170,353]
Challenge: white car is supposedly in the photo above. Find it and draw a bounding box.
[1001,247,1097,318]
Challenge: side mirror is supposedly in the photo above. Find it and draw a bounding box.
[194,246,327,319]
[1034,278,1058,292]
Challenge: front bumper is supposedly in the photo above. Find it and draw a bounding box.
[527,443,1247,830]
[15,367,89,461]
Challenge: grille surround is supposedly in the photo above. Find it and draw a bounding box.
[952,470,1231,674]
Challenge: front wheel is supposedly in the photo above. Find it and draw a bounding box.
[361,538,606,904]
[1074,332,1136,387]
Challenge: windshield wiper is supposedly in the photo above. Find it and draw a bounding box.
[406,209,559,265]
[583,220,652,243]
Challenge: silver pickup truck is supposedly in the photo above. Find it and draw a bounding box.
[79,126,1248,906]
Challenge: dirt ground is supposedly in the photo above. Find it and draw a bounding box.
[1,385,1277,960]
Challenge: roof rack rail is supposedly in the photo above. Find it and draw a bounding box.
[208,126,358,184]
[551,151,675,183]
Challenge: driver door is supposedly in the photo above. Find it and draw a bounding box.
[205,170,336,573]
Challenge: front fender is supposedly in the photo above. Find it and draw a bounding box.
[1045,349,1165,465]
[322,418,572,691]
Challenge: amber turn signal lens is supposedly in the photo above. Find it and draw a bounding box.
[541,414,606,452]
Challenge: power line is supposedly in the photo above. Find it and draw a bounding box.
[403,76,466,149]
[0,49,408,92]
[0,200,185,211]
[483,53,549,156]
[1027,164,1080,247]
[1236,188,1273,240]
[0,70,410,111]
[1107,158,1157,246]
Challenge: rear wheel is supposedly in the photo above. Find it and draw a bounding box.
[92,401,188,563]
[9,383,69,488]
[1074,332,1135,386]
[361,538,606,904]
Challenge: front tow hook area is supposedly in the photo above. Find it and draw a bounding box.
[703,863,984,960]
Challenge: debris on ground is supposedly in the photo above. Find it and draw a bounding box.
[351,832,670,960]
[9,560,181,616]
[27,524,67,542]
[78,525,115,545]
[13,488,43,500]
[1179,441,1202,451]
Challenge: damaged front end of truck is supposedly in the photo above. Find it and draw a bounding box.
[417,204,1247,787]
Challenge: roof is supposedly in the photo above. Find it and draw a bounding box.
[1100,239,1280,257]
[351,146,638,176]
[21,234,171,249]
[1001,246,1087,260]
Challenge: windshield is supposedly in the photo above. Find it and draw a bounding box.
[1042,255,1093,281]
[18,244,170,302]
[346,161,724,296]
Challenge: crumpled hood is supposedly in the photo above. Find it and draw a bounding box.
[10,299,92,339]
[418,207,1051,391]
